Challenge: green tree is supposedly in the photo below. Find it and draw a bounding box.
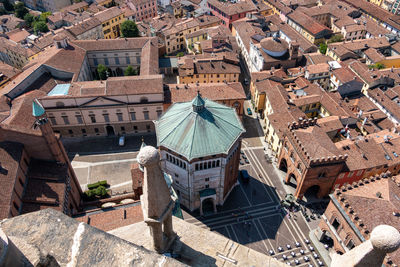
[94,186,108,197]
[23,13,34,28]
[376,63,385,69]
[0,8,7,15]
[33,20,48,34]
[327,34,343,44]
[14,2,28,18]
[368,63,386,70]
[121,20,139,38]
[319,43,327,54]
[1,0,14,11]
[124,65,138,76]
[176,51,184,57]
[39,11,51,22]
[97,64,107,80]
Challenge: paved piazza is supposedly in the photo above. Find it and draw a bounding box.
[182,131,326,266]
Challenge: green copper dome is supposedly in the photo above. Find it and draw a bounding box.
[156,94,245,161]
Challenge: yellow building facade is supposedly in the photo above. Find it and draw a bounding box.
[95,7,125,39]
[103,14,125,39]
[164,20,200,54]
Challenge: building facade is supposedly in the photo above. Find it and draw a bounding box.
[39,76,164,137]
[177,57,241,84]
[22,0,71,12]
[207,0,256,29]
[95,7,126,39]
[317,172,399,265]
[277,120,347,199]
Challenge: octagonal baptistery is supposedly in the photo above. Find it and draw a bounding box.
[260,37,288,58]
[155,92,245,214]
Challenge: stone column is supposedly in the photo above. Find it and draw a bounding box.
[163,215,174,239]
[149,223,163,253]
[138,146,176,254]
[331,225,400,267]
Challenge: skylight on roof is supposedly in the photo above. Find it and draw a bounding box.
[48,84,71,96]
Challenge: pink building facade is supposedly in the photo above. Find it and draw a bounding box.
[207,0,256,29]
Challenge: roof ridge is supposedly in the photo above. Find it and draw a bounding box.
[188,113,198,159]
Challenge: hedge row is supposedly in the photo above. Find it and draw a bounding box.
[83,186,109,200]
[87,180,108,190]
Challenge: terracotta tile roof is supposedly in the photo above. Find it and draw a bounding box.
[331,175,400,265]
[21,159,71,215]
[73,37,152,51]
[305,52,331,65]
[0,61,21,79]
[139,37,159,75]
[306,63,330,74]
[273,16,318,53]
[328,37,390,53]
[66,17,102,37]
[293,125,343,159]
[106,75,163,95]
[262,0,292,14]
[168,82,246,103]
[287,9,332,36]
[0,15,24,32]
[332,66,358,83]
[87,3,107,13]
[0,141,24,219]
[60,1,89,12]
[336,138,388,171]
[6,29,30,43]
[268,108,306,139]
[42,44,86,80]
[207,0,256,16]
[94,6,124,23]
[65,75,163,98]
[0,37,37,58]
[369,88,400,120]
[347,59,375,85]
[75,203,143,231]
[232,19,265,52]
[179,58,240,76]
[363,48,385,63]
[339,0,400,30]
[317,116,344,132]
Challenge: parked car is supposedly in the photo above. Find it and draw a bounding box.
[240,170,250,183]
[247,107,252,115]
[119,136,125,146]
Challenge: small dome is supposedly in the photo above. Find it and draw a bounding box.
[260,37,288,58]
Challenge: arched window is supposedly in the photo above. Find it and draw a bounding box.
[290,151,295,162]
[297,163,302,173]
[216,160,220,167]
[140,97,148,103]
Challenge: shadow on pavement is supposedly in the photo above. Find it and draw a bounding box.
[62,133,157,160]
[242,115,264,139]
[182,174,286,245]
